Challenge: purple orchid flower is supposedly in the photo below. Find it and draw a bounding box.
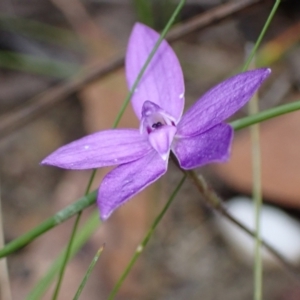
[41,23,271,220]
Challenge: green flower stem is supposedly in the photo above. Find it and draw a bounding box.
[230,99,300,130]
[241,0,281,295]
[25,210,100,300]
[242,0,281,72]
[52,212,82,300]
[85,169,97,195]
[52,223,80,300]
[73,245,105,300]
[250,93,263,300]
[242,1,282,293]
[107,175,187,300]
[52,168,98,300]
[0,190,96,258]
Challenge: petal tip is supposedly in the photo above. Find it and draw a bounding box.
[262,67,272,78]
[251,67,271,90]
[255,67,271,83]
[98,203,112,221]
[100,210,111,221]
[40,156,52,166]
[39,154,63,168]
[40,160,47,166]
[97,188,115,221]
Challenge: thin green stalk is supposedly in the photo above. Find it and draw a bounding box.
[25,211,100,300]
[85,170,97,195]
[52,170,97,299]
[242,0,281,72]
[242,2,281,297]
[247,43,264,299]
[249,92,263,300]
[108,175,186,300]
[231,99,300,130]
[73,245,105,300]
[0,190,97,258]
[52,212,82,300]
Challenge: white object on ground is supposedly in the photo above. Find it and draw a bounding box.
[216,197,300,267]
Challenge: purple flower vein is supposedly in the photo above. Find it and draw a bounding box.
[41,23,271,220]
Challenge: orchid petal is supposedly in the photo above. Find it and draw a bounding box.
[177,68,271,137]
[148,125,177,160]
[41,129,152,169]
[126,22,185,122]
[98,150,167,220]
[172,123,233,169]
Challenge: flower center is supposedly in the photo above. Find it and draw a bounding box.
[152,122,163,129]
[140,100,177,160]
[140,100,177,135]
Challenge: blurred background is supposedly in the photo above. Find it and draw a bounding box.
[1,0,300,299]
